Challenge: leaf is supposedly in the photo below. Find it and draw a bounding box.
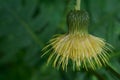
[0,0,64,63]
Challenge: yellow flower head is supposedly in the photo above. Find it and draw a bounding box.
[42,10,112,71]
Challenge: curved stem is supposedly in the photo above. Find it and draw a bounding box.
[106,64,120,79]
[75,0,81,10]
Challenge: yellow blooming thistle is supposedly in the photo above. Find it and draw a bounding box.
[42,10,112,71]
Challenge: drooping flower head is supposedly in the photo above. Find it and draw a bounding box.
[42,9,112,71]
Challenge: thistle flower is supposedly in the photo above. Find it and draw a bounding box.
[42,10,112,71]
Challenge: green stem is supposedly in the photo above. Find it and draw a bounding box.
[75,0,81,10]
[106,64,120,79]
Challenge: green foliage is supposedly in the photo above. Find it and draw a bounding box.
[0,0,120,80]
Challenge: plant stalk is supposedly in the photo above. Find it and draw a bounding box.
[75,0,81,10]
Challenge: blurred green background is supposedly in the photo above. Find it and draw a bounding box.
[0,0,120,80]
